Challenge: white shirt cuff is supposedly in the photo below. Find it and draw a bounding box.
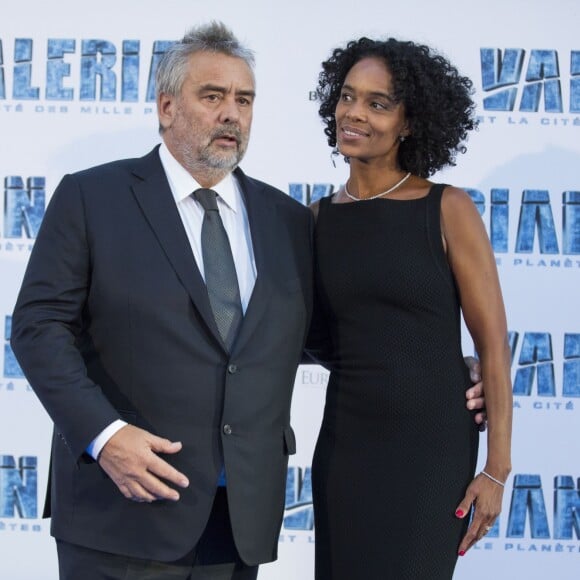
[86,419,128,460]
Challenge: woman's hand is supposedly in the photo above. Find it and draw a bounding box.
[454,471,505,555]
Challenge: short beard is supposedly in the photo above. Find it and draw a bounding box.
[178,126,248,181]
[198,144,243,171]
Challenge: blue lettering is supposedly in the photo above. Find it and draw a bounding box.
[520,50,562,113]
[46,39,75,100]
[289,183,335,205]
[146,40,174,102]
[513,333,555,397]
[571,51,580,113]
[284,467,313,530]
[554,476,580,539]
[4,316,24,378]
[516,190,559,254]
[13,39,39,99]
[508,331,518,364]
[468,187,580,256]
[563,191,580,254]
[480,48,524,111]
[507,474,550,538]
[0,39,5,99]
[0,455,37,519]
[481,49,580,113]
[3,176,45,238]
[80,40,117,101]
[122,40,139,102]
[4,39,173,103]
[563,334,580,397]
[466,188,485,217]
[491,188,509,253]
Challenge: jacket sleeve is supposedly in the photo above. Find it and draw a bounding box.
[302,282,335,369]
[10,173,120,461]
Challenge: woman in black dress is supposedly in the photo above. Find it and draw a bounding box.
[309,37,513,579]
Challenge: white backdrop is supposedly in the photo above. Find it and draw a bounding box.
[1,1,579,578]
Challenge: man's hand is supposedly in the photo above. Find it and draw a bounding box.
[98,424,189,503]
[464,356,487,430]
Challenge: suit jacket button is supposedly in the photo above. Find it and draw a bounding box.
[227,364,238,374]
[223,424,232,435]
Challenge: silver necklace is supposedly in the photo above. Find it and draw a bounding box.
[343,172,412,201]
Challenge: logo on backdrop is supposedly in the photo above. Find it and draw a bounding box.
[508,331,579,412]
[477,473,580,555]
[4,315,21,375]
[297,366,329,389]
[467,187,580,269]
[1,176,45,253]
[0,37,174,115]
[0,454,43,534]
[1,315,30,394]
[280,466,314,544]
[479,48,580,126]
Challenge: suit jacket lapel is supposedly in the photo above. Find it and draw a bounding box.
[233,168,278,352]
[130,147,225,351]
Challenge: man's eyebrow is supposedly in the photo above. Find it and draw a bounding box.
[236,89,256,98]
[199,84,256,98]
[199,84,228,93]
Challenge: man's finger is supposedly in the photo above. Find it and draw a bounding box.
[149,436,184,456]
[147,454,190,490]
[134,469,182,501]
[466,396,484,410]
[464,356,481,382]
[465,383,483,401]
[123,481,158,503]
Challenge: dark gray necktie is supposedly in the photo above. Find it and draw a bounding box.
[194,188,243,351]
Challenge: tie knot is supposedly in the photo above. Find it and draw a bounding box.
[194,188,219,211]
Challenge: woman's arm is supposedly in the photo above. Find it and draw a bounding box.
[440,186,513,555]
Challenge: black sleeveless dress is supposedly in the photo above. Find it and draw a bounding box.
[311,184,479,579]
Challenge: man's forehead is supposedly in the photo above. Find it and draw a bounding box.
[186,51,255,88]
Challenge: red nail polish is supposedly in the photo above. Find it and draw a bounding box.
[455,509,464,517]
[458,550,466,557]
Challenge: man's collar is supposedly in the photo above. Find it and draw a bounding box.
[158,142,239,212]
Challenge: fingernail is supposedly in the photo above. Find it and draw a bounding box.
[455,509,464,517]
[458,550,466,557]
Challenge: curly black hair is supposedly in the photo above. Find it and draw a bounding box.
[316,37,478,178]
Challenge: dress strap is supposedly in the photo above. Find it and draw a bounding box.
[319,194,333,208]
[425,183,455,287]
[313,193,333,222]
[426,183,448,224]
[427,182,447,202]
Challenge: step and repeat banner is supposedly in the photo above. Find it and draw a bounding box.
[1,1,578,578]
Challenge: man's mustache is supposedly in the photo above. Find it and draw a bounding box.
[210,126,242,145]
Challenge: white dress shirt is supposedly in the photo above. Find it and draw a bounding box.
[86,143,257,459]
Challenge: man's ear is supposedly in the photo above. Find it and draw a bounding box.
[157,93,176,131]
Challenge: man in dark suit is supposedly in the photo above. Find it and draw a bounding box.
[11,21,485,580]
[11,22,312,580]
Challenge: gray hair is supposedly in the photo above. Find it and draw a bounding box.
[155,21,255,99]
